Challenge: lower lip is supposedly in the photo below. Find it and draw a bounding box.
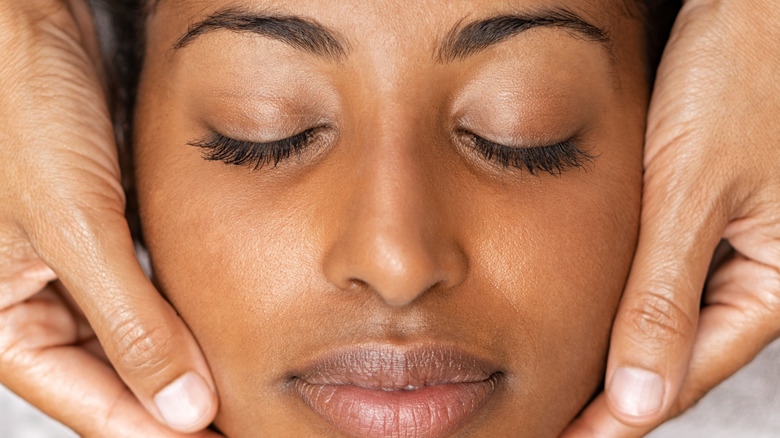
[294,377,498,438]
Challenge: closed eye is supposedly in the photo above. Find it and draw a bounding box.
[190,126,593,176]
[189,127,324,170]
[459,129,595,175]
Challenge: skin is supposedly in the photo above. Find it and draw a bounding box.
[565,0,780,435]
[0,0,219,434]
[1,0,775,436]
[134,0,646,436]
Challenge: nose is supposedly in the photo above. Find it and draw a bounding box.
[322,124,467,307]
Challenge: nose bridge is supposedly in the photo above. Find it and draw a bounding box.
[323,104,464,307]
[363,111,428,234]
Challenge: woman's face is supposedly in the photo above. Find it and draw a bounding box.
[134,0,647,436]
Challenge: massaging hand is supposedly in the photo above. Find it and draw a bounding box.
[0,0,218,435]
[562,0,780,436]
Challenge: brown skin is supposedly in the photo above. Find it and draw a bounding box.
[134,0,647,436]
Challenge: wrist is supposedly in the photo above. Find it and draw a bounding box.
[0,0,108,93]
[674,0,780,58]
[65,0,108,89]
[683,0,780,22]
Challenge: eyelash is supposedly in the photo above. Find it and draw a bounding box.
[192,128,593,175]
[190,128,321,170]
[460,130,593,175]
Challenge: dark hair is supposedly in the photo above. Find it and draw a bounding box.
[89,0,146,236]
[638,0,682,79]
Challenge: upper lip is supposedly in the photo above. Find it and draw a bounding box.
[291,343,502,389]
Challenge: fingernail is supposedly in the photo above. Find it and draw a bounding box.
[609,366,664,417]
[154,372,212,431]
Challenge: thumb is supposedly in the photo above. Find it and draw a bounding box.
[603,165,728,426]
[30,208,218,433]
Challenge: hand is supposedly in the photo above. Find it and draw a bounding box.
[561,0,780,436]
[0,281,223,437]
[0,0,218,433]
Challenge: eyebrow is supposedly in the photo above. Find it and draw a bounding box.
[173,8,347,58]
[438,8,612,62]
[172,7,611,63]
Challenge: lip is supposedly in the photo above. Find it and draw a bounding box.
[290,344,503,438]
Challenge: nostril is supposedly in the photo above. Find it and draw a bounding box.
[348,278,369,291]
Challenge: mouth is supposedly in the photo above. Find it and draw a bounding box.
[290,344,503,438]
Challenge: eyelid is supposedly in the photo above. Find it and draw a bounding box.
[457,129,595,175]
[190,123,592,176]
[189,126,327,170]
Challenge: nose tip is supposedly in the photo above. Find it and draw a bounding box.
[328,231,451,307]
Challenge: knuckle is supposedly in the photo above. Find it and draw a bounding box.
[108,316,175,376]
[622,291,696,349]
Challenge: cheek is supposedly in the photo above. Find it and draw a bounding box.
[465,152,641,433]
[135,151,320,357]
[132,95,318,424]
[137,175,313,434]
